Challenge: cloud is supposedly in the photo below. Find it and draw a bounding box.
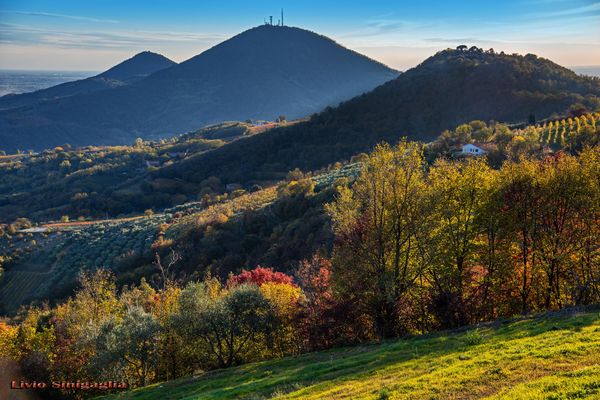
[367,20,404,33]
[0,23,228,50]
[337,11,414,40]
[535,1,600,18]
[423,37,522,47]
[1,10,120,24]
[425,37,485,44]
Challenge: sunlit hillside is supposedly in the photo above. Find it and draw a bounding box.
[98,308,600,400]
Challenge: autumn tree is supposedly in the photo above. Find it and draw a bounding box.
[296,255,343,350]
[228,266,300,356]
[497,158,544,313]
[259,281,301,356]
[426,158,497,327]
[11,308,56,383]
[327,141,428,338]
[50,269,121,383]
[535,154,596,309]
[575,146,600,304]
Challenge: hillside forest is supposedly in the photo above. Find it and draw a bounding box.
[1,107,599,397]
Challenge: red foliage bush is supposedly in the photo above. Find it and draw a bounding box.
[227,266,296,287]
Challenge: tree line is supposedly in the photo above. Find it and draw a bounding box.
[0,141,599,398]
[327,142,600,337]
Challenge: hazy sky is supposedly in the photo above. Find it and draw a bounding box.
[0,0,599,72]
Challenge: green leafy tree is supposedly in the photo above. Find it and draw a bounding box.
[426,158,496,327]
[173,283,277,368]
[93,307,160,386]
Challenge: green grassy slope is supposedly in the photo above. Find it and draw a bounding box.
[98,307,600,400]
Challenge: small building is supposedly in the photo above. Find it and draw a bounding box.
[460,143,488,156]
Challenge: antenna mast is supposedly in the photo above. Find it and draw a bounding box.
[263,11,284,26]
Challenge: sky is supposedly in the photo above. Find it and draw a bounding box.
[0,0,599,72]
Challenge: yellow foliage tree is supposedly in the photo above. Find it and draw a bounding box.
[259,282,302,356]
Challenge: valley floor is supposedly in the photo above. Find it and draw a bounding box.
[98,306,600,400]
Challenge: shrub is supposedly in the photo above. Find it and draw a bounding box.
[464,329,484,346]
[377,388,391,400]
[228,267,295,288]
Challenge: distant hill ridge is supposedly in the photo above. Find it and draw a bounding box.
[0,51,176,111]
[0,25,399,152]
[153,47,600,185]
[98,51,176,82]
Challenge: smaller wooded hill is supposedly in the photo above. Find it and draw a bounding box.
[96,307,600,400]
[156,48,600,185]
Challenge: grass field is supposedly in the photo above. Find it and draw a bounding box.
[98,307,600,400]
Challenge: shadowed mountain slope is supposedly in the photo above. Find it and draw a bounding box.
[0,25,398,152]
[154,48,600,185]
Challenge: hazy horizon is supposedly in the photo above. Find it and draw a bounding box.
[1,60,600,74]
[2,63,600,76]
[1,56,599,77]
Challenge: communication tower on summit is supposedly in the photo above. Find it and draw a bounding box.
[264,9,285,26]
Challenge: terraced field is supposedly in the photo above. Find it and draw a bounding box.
[0,163,359,313]
[0,187,281,312]
[0,215,167,311]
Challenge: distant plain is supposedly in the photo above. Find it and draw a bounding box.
[0,70,96,96]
